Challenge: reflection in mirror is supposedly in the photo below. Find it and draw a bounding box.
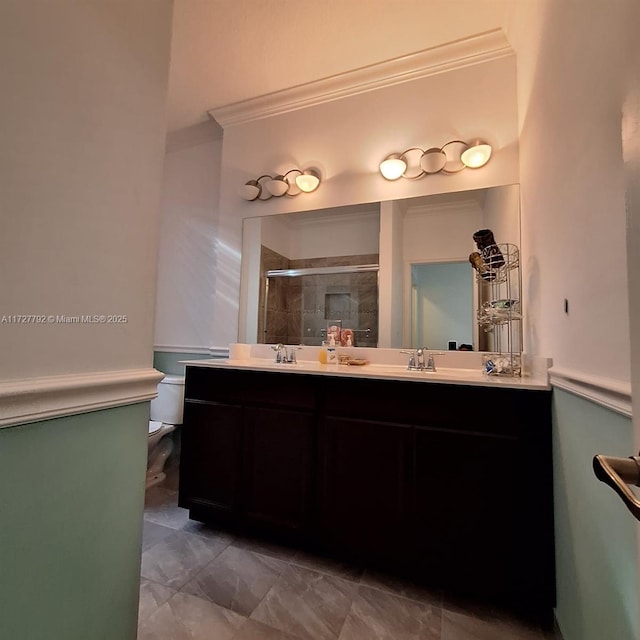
[240,204,380,347]
[401,184,520,351]
[238,185,520,351]
[410,261,473,350]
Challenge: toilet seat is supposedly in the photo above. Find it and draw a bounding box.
[149,420,162,436]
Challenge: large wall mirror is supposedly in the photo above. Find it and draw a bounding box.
[238,184,520,351]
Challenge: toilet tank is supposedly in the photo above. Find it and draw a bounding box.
[150,374,185,425]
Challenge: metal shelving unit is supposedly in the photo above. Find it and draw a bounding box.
[475,243,522,376]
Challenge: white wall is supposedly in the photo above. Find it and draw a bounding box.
[483,182,521,249]
[215,55,518,347]
[506,1,640,638]
[1,0,172,380]
[154,135,222,351]
[507,0,632,380]
[379,200,407,348]
[260,205,380,260]
[403,199,482,264]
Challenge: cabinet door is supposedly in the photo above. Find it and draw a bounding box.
[318,416,412,565]
[243,407,314,536]
[179,400,243,521]
[414,426,518,600]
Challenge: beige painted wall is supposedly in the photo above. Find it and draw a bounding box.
[1,0,172,380]
[507,0,634,381]
[155,136,222,351]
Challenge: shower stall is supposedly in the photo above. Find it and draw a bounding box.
[258,260,379,348]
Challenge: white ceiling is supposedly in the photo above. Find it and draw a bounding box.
[166,0,509,133]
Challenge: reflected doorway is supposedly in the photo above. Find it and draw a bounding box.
[410,261,473,350]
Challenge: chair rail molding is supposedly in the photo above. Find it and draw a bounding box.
[0,368,164,429]
[549,366,632,417]
[154,344,212,355]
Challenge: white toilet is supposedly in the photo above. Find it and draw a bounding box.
[147,374,185,489]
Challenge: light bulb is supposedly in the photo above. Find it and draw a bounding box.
[461,142,492,169]
[295,170,320,193]
[379,154,406,180]
[265,175,289,197]
[239,180,261,201]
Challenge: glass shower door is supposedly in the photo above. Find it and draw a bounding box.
[261,264,378,347]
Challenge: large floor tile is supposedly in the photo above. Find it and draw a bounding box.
[141,520,175,552]
[180,518,236,544]
[441,608,544,640]
[231,618,305,640]
[339,585,441,640]
[143,487,190,530]
[141,530,230,589]
[138,579,176,623]
[250,564,359,640]
[231,534,299,562]
[181,545,288,616]
[360,569,442,606]
[137,591,246,640]
[290,548,363,582]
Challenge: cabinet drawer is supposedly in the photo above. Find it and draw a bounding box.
[185,367,317,410]
[322,377,549,438]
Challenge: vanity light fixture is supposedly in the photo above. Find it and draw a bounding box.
[379,140,492,181]
[240,168,321,201]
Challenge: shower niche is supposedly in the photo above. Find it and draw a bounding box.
[259,245,379,347]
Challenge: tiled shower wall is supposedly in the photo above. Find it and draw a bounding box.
[259,246,378,347]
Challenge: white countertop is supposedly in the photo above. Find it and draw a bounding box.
[182,353,550,391]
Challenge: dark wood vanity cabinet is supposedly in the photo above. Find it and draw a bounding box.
[318,415,413,565]
[179,367,316,537]
[180,400,244,520]
[242,406,314,534]
[179,366,554,618]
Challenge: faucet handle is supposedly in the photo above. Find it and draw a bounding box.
[400,349,417,370]
[425,350,446,372]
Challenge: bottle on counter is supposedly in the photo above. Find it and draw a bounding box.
[327,336,338,365]
[318,340,329,364]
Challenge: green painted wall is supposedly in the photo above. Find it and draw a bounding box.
[553,389,638,640]
[0,403,149,640]
[153,351,213,376]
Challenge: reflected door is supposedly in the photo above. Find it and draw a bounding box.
[411,261,473,350]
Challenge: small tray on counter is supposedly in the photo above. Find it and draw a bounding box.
[338,356,369,366]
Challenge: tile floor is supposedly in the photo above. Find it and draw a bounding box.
[138,466,561,640]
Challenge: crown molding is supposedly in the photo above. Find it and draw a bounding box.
[165,119,223,153]
[406,198,481,218]
[209,29,513,128]
[0,368,164,429]
[549,366,632,417]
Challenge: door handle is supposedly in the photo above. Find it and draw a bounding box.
[593,454,640,521]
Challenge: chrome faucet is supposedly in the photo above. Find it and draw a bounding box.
[272,343,299,364]
[400,348,444,372]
